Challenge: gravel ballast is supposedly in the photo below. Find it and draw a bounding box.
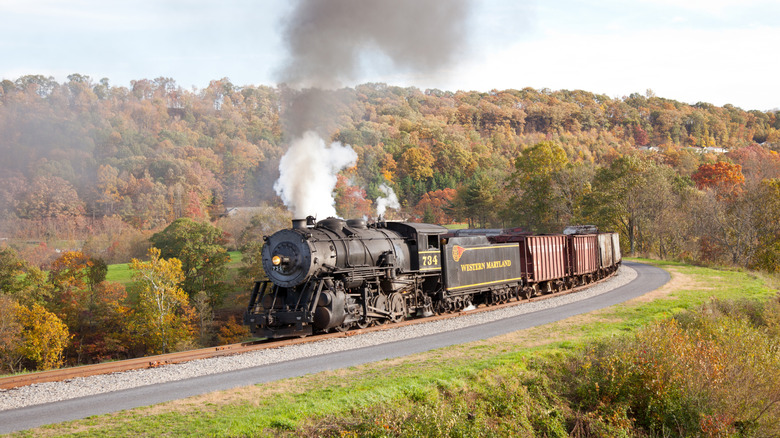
[0,265,636,411]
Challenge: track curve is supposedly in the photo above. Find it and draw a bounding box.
[0,261,668,434]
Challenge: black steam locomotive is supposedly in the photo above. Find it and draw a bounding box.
[244,217,621,339]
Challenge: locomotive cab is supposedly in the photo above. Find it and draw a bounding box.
[382,221,446,272]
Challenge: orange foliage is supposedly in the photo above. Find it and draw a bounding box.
[412,189,456,224]
[216,315,250,345]
[691,162,745,195]
[334,175,373,219]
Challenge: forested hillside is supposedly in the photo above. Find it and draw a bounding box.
[1,74,778,267]
[1,74,779,370]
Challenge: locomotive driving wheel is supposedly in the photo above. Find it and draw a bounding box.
[388,293,406,323]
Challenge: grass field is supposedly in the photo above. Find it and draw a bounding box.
[105,251,244,286]
[104,262,133,285]
[13,259,779,437]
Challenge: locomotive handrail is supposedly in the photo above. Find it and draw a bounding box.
[307,279,326,316]
[294,279,311,310]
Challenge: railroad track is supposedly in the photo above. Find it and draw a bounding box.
[0,273,615,391]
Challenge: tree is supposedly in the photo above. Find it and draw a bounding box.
[130,248,193,354]
[751,179,780,272]
[508,141,569,232]
[47,251,127,364]
[15,176,84,219]
[74,281,129,363]
[633,124,649,146]
[216,315,250,345]
[0,248,26,293]
[584,155,652,254]
[96,164,122,216]
[191,291,214,346]
[48,251,106,294]
[334,174,374,219]
[550,162,595,229]
[0,247,52,305]
[691,185,761,266]
[691,162,745,197]
[398,146,435,181]
[149,218,230,306]
[15,302,71,370]
[452,173,501,228]
[412,188,457,224]
[0,295,23,372]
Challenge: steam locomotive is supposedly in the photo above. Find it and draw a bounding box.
[244,217,621,339]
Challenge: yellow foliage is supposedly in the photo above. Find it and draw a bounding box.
[15,302,70,370]
[130,248,194,354]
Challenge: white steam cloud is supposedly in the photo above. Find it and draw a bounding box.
[274,131,357,218]
[376,183,400,217]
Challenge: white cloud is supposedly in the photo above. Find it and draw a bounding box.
[640,0,772,15]
[446,25,780,110]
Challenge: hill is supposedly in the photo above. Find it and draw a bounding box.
[1,77,779,271]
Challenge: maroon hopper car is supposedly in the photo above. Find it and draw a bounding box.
[568,234,599,280]
[491,233,568,295]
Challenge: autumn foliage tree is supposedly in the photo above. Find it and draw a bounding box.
[334,175,374,219]
[130,248,194,355]
[412,188,457,224]
[691,162,745,196]
[45,251,129,363]
[150,218,230,306]
[0,295,24,372]
[751,179,780,272]
[508,141,569,232]
[0,247,52,305]
[15,302,70,370]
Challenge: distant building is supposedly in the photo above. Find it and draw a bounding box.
[222,207,266,217]
[686,146,728,154]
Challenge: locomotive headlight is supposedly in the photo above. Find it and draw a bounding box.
[272,255,291,267]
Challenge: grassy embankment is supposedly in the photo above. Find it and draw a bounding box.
[14,259,780,437]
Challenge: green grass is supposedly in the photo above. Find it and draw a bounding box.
[104,262,133,285]
[105,251,244,287]
[14,259,779,437]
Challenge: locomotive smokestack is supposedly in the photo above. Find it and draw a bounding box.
[292,219,307,229]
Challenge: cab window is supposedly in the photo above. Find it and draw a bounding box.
[427,234,440,250]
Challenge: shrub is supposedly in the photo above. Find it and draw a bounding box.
[560,299,780,436]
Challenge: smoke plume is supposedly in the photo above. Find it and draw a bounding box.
[274,131,357,219]
[279,0,471,89]
[375,183,400,217]
[274,0,472,219]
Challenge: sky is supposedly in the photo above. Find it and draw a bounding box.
[1,0,778,111]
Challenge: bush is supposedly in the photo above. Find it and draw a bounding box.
[289,298,780,437]
[559,299,780,436]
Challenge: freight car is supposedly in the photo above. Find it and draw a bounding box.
[244,218,621,339]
